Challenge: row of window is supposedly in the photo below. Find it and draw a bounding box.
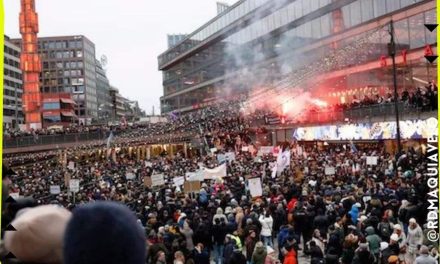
[42,77,85,86]
[4,99,21,106]
[41,50,83,60]
[42,61,84,70]
[4,57,20,69]
[42,69,84,79]
[4,109,24,117]
[4,69,22,80]
[40,40,83,50]
[4,46,20,58]
[4,80,22,90]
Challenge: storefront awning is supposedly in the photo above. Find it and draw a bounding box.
[42,112,60,117]
[61,111,76,117]
[60,98,76,105]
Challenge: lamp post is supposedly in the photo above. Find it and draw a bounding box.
[388,20,402,155]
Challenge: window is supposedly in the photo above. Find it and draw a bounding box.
[386,0,400,13]
[373,0,387,18]
[361,0,374,22]
[409,13,426,49]
[394,19,410,51]
[350,1,362,27]
[76,51,83,58]
[425,9,436,44]
[342,5,351,29]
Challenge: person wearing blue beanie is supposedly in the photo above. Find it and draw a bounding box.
[63,201,146,264]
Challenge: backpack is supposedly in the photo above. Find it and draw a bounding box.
[379,222,391,238]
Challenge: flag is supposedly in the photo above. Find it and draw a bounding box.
[350,140,357,153]
[106,131,114,148]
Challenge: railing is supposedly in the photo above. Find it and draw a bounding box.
[4,103,436,149]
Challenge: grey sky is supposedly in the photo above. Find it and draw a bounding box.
[4,0,237,114]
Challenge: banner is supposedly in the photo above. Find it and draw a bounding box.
[366,156,378,165]
[186,171,204,182]
[217,154,226,164]
[258,146,274,156]
[50,185,61,195]
[248,177,263,198]
[151,174,165,187]
[204,164,227,180]
[173,176,185,187]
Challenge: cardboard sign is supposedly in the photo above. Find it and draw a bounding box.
[184,181,201,193]
[144,176,152,187]
[50,185,61,195]
[366,156,378,165]
[69,179,80,193]
[173,176,185,187]
[151,174,165,187]
[248,177,263,198]
[325,166,336,175]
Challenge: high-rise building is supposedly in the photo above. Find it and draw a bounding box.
[109,86,126,121]
[12,35,98,126]
[158,0,436,114]
[3,36,24,129]
[217,2,230,14]
[95,59,112,123]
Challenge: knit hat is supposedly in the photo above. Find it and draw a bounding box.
[4,205,71,263]
[409,218,416,224]
[64,201,146,264]
[255,241,264,248]
[393,224,402,230]
[388,255,399,263]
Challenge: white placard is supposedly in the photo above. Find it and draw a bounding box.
[248,177,263,198]
[69,179,80,193]
[242,146,249,152]
[173,176,185,187]
[210,148,217,153]
[366,156,378,165]
[151,174,165,187]
[68,161,75,170]
[50,185,61,195]
[145,161,153,167]
[217,154,226,163]
[225,152,236,161]
[204,164,227,180]
[258,146,274,156]
[186,171,204,182]
[325,166,336,175]
[126,172,135,180]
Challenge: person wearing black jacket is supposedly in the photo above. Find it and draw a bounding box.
[212,218,227,264]
[305,240,324,264]
[313,209,329,239]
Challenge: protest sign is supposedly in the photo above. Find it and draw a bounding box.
[126,172,135,180]
[366,156,378,165]
[151,174,165,187]
[248,177,263,197]
[258,146,274,156]
[241,146,249,152]
[217,154,226,164]
[69,179,80,193]
[325,166,336,175]
[186,170,204,182]
[50,185,61,195]
[204,164,227,180]
[68,161,75,170]
[225,152,236,161]
[173,176,185,187]
[184,181,201,193]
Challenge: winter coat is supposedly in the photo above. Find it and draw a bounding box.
[252,246,267,264]
[259,215,274,237]
[245,236,258,260]
[365,226,381,255]
[212,208,227,225]
[349,205,359,225]
[283,249,298,264]
[228,251,246,264]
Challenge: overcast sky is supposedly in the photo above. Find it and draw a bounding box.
[4,0,237,114]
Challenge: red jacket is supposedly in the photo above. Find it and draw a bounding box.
[283,249,297,264]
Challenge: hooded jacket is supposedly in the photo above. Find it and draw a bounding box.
[212,207,227,225]
[349,205,359,225]
[252,244,267,264]
[365,226,381,254]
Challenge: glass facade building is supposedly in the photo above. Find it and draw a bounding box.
[158,0,436,114]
